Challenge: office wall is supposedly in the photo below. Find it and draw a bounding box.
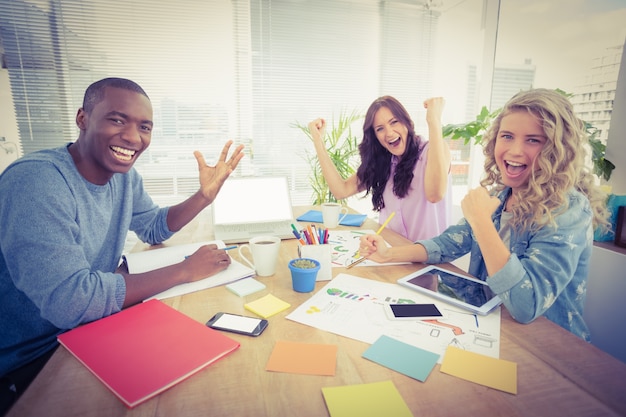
[585,245,626,364]
[586,42,626,364]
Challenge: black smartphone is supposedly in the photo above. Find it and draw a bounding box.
[206,312,268,337]
[384,303,444,320]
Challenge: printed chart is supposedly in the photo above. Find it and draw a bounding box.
[327,230,409,268]
[287,273,501,362]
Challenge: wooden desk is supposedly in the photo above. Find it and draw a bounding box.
[8,207,626,417]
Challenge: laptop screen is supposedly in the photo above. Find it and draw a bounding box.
[212,177,294,225]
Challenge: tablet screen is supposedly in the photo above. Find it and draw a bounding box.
[405,268,496,308]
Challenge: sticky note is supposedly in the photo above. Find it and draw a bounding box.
[362,335,439,382]
[244,294,291,318]
[322,380,413,417]
[226,277,266,297]
[266,340,337,375]
[440,346,517,394]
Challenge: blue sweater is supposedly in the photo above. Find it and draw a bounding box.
[418,187,593,341]
[0,144,174,376]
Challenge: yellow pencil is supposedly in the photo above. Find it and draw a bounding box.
[375,211,395,234]
[347,212,396,269]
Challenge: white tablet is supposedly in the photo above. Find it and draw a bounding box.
[397,266,502,315]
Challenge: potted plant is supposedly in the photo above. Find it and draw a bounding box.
[291,110,363,204]
[288,258,320,293]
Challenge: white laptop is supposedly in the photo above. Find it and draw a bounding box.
[212,176,298,244]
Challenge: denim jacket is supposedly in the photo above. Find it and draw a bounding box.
[418,187,593,341]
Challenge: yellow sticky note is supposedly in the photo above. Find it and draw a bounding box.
[440,346,517,394]
[322,380,413,417]
[244,294,291,318]
[266,340,337,376]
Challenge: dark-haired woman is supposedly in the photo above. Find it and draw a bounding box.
[308,96,451,241]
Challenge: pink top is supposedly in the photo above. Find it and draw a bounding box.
[379,141,451,241]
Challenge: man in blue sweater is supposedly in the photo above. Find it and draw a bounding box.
[0,77,244,413]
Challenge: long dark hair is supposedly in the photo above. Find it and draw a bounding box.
[356,96,423,211]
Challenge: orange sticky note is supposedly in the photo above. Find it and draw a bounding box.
[266,340,337,376]
[440,346,517,394]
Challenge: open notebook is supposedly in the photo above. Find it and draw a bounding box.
[212,176,298,243]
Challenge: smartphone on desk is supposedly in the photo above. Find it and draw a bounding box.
[384,303,444,320]
[206,312,268,337]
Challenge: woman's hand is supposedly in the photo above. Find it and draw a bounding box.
[308,118,326,144]
[359,234,391,263]
[423,97,445,126]
[461,187,500,230]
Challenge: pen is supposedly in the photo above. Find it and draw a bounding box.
[307,225,317,244]
[184,245,237,259]
[312,225,320,245]
[346,211,396,269]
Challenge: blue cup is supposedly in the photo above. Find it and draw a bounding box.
[288,258,320,293]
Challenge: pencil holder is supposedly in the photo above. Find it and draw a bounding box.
[298,244,332,281]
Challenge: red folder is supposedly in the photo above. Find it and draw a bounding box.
[57,299,240,408]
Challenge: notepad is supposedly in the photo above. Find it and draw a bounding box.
[123,241,255,300]
[244,294,291,318]
[57,299,240,408]
[226,277,266,297]
[321,380,413,417]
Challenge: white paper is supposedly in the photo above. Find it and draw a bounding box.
[286,274,501,363]
[326,230,411,268]
[124,241,255,300]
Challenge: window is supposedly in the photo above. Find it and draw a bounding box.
[2,0,623,213]
[0,0,490,211]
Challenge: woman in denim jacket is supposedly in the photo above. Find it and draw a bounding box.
[359,89,610,341]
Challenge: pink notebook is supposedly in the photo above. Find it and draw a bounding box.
[57,299,240,408]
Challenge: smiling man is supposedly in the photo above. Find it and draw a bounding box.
[0,78,244,413]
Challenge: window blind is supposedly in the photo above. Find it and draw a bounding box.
[0,0,491,207]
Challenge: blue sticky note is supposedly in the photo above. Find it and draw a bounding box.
[226,278,266,297]
[362,335,439,382]
[296,210,367,227]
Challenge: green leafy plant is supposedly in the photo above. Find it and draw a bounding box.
[586,121,616,181]
[290,259,318,269]
[443,105,501,146]
[292,110,363,204]
[442,90,615,182]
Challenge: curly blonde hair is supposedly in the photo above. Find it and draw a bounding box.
[480,88,610,233]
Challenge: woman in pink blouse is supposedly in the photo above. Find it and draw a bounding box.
[308,96,452,241]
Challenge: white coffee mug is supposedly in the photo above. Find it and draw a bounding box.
[321,203,349,228]
[238,235,281,276]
